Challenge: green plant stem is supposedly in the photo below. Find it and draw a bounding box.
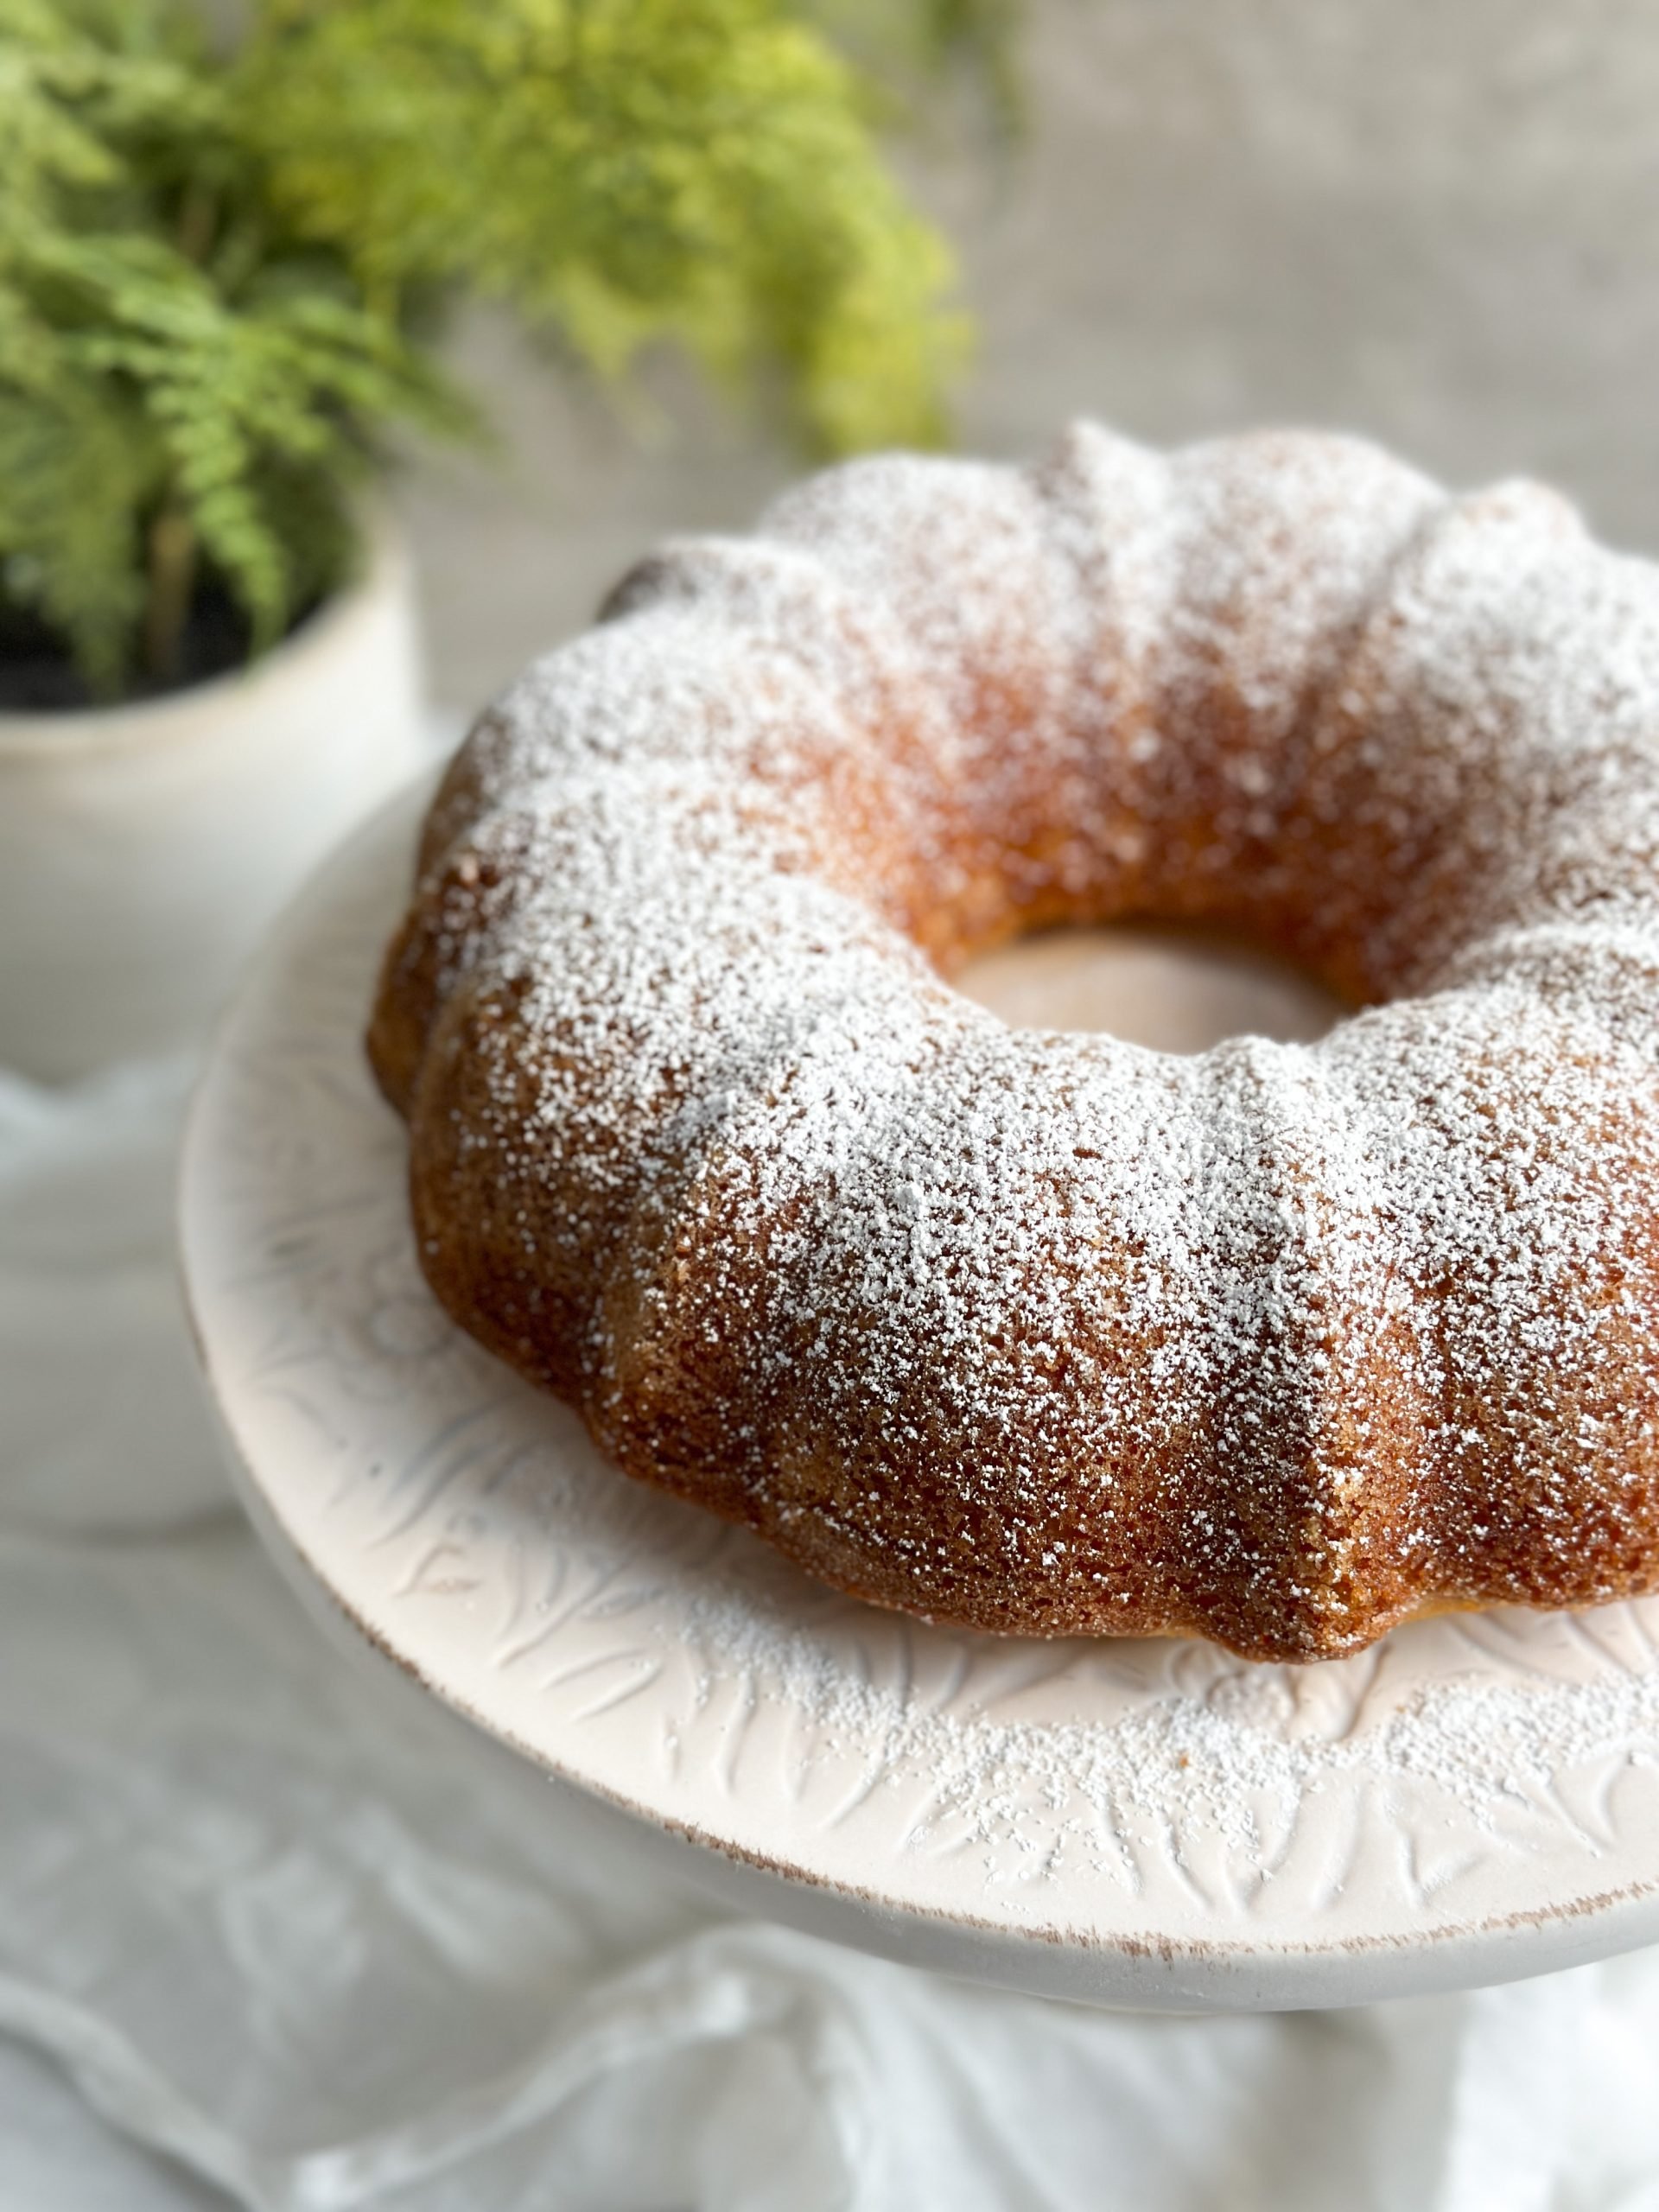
[175,183,218,264]
[142,502,198,685]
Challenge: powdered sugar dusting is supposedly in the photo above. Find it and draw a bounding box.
[374,422,1659,1664]
[663,1541,1659,1885]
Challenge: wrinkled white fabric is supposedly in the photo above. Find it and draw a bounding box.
[0,1057,227,1532]
[4,1054,1659,2212]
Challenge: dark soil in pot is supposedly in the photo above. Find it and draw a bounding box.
[0,586,321,715]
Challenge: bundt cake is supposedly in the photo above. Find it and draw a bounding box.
[368,423,1659,1662]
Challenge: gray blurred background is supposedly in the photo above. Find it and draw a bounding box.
[400,0,1659,713]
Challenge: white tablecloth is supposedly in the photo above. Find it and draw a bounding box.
[5,1052,1659,2212]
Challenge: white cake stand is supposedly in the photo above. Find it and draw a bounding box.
[180,778,1659,2012]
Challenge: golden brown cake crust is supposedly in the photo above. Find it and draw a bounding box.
[368,423,1659,1662]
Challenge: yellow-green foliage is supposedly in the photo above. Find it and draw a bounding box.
[1,0,995,698]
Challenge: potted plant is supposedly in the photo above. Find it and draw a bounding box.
[0,0,1002,1081]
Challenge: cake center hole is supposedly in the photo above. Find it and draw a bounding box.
[956,925,1343,1052]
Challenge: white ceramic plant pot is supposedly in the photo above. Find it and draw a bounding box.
[0,519,428,1536]
[0,518,427,1084]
